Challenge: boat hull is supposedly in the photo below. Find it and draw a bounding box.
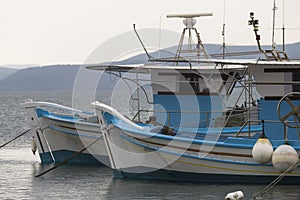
[33,116,109,166]
[22,102,109,166]
[112,167,300,184]
[39,149,107,165]
[91,99,300,184]
[104,126,300,183]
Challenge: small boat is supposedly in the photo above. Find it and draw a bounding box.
[89,10,300,184]
[21,100,109,166]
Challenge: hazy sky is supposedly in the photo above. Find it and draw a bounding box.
[1,0,299,66]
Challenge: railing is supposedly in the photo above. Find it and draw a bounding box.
[235,119,290,139]
[132,109,219,127]
[20,100,94,115]
[132,108,258,130]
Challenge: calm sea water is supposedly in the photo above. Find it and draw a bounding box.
[0,91,299,200]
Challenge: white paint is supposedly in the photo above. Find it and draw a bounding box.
[272,144,299,172]
[252,138,274,164]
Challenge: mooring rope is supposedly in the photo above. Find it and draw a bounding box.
[253,160,299,199]
[35,135,103,177]
[0,129,31,149]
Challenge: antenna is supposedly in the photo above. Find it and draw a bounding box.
[282,0,285,51]
[272,0,278,50]
[248,12,262,52]
[222,0,226,59]
[248,10,289,61]
[167,12,213,59]
[133,24,152,60]
[158,16,162,59]
[166,13,213,18]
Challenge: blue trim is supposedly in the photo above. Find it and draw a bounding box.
[39,152,54,163]
[258,99,300,140]
[104,113,300,150]
[121,134,268,166]
[35,108,99,127]
[39,150,108,166]
[153,94,223,128]
[36,108,49,118]
[113,168,300,184]
[36,108,79,122]
[176,125,262,134]
[111,119,256,149]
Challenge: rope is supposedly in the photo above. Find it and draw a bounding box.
[0,129,31,149]
[253,160,299,199]
[35,135,103,177]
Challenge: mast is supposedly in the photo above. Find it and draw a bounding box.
[248,1,289,61]
[167,13,213,60]
[272,0,278,50]
[282,0,285,51]
[222,0,226,59]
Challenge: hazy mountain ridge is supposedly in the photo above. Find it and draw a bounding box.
[111,42,300,65]
[1,43,300,91]
[0,65,80,91]
[0,67,19,80]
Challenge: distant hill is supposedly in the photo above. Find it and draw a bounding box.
[0,65,80,91]
[282,42,300,59]
[110,44,256,65]
[0,67,19,80]
[0,64,120,91]
[0,42,299,91]
[116,42,300,65]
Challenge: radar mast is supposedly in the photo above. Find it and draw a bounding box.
[167,13,213,60]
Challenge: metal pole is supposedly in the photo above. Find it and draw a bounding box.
[248,67,251,138]
[272,0,277,50]
[284,125,288,143]
[282,0,285,51]
[136,70,141,121]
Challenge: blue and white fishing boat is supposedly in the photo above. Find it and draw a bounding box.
[21,101,108,166]
[90,11,300,184]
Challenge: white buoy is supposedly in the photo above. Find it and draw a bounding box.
[31,136,37,155]
[252,137,274,164]
[272,144,299,172]
[225,191,244,200]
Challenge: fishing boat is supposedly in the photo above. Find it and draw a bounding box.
[21,100,108,166]
[90,10,300,184]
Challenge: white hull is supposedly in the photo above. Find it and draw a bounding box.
[22,101,109,166]
[94,102,300,184]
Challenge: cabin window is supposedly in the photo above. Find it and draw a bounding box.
[180,73,208,94]
[293,72,300,92]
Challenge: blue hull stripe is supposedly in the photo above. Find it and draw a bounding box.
[121,134,270,166]
[113,168,300,184]
[111,118,300,149]
[36,108,99,127]
[39,150,108,166]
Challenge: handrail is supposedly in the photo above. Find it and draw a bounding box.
[132,108,257,130]
[235,119,293,137]
[20,100,94,115]
[132,107,260,121]
[92,101,144,131]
